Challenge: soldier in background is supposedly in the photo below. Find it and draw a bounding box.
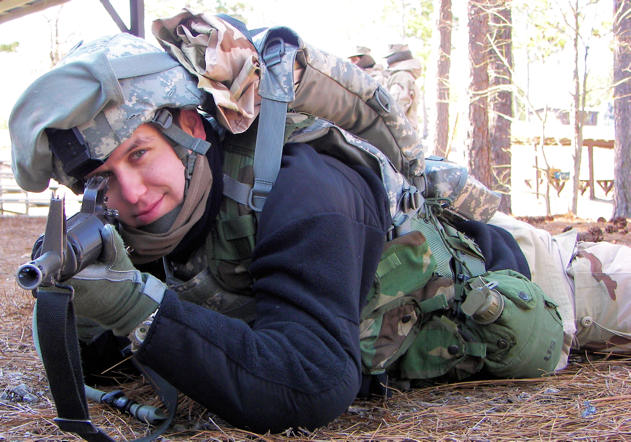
[386,43,422,132]
[348,45,388,87]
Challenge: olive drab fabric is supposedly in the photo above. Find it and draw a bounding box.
[148,10,427,326]
[488,212,576,369]
[163,125,259,322]
[146,10,565,383]
[462,271,563,378]
[395,270,563,380]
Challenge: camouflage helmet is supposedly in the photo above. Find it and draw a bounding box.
[348,45,376,69]
[9,33,206,193]
[386,43,422,78]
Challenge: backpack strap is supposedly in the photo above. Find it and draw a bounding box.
[189,14,303,213]
[248,29,301,211]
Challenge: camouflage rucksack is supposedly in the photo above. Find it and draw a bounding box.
[152,10,425,215]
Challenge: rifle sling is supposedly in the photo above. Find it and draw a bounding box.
[36,286,177,441]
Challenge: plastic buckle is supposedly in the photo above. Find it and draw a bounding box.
[151,109,173,130]
[247,187,267,213]
[263,37,285,67]
[400,186,422,213]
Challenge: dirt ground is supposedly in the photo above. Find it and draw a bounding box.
[1,214,631,440]
[515,213,631,246]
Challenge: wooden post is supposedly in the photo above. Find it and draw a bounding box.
[587,141,595,200]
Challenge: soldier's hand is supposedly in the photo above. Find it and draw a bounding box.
[69,224,165,336]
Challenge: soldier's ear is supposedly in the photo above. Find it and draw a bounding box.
[177,109,206,139]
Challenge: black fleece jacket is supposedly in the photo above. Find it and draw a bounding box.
[135,143,391,432]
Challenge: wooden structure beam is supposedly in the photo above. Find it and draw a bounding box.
[0,0,145,37]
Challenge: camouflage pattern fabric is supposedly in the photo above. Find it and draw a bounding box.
[425,157,468,202]
[152,11,425,182]
[387,67,420,132]
[359,230,436,374]
[152,9,262,134]
[397,270,563,381]
[570,241,631,353]
[490,212,631,366]
[9,33,203,192]
[73,37,203,163]
[287,118,419,227]
[425,157,501,222]
[390,275,484,381]
[362,207,563,381]
[397,314,483,381]
[450,175,502,223]
[292,42,424,180]
[364,65,389,88]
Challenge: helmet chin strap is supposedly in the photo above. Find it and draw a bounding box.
[143,108,217,234]
[151,109,212,155]
[152,107,213,192]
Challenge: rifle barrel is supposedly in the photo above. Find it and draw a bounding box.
[16,251,62,290]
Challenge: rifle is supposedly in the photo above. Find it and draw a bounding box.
[17,177,170,441]
[16,175,118,290]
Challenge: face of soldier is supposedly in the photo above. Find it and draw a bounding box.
[87,123,186,227]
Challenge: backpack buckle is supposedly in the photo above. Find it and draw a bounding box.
[262,37,285,67]
[248,182,270,212]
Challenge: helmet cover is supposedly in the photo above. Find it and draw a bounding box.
[10,33,204,192]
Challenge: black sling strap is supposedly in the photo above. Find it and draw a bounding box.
[36,286,115,441]
[35,286,177,441]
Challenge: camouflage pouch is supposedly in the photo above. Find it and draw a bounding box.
[359,231,436,374]
[396,270,563,381]
[462,270,564,378]
[396,314,485,380]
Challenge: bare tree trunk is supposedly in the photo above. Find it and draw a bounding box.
[614,0,631,218]
[468,0,491,187]
[436,0,452,158]
[489,0,513,214]
[47,8,63,66]
[570,0,583,215]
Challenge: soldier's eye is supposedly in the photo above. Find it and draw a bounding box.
[129,149,147,161]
